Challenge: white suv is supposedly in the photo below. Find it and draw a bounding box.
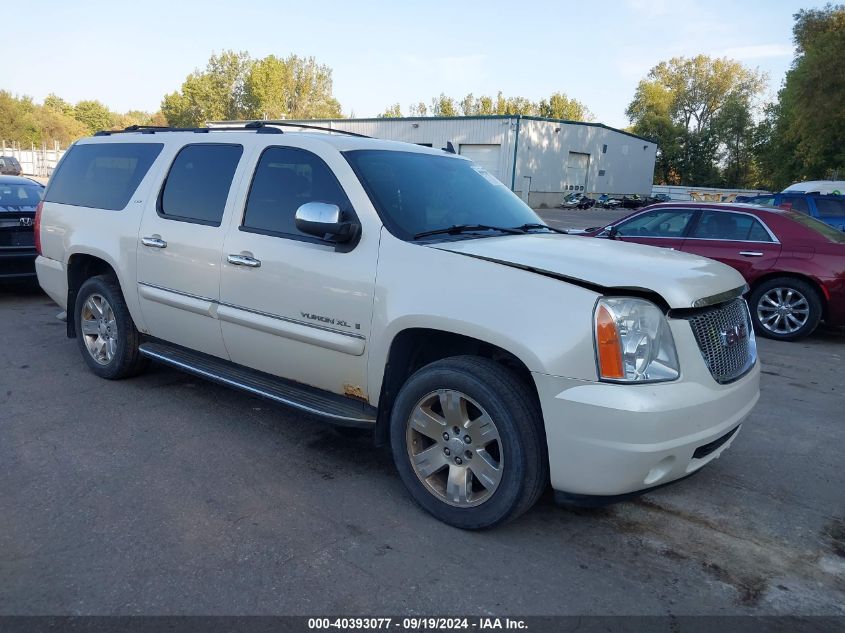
[34,123,760,529]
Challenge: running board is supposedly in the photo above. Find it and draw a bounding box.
[139,341,376,428]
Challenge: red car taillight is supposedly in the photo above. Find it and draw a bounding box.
[34,200,43,255]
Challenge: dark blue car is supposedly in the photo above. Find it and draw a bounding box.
[0,175,45,281]
[743,192,845,231]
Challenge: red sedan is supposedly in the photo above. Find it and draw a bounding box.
[581,202,845,341]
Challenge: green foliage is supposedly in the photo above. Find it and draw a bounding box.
[72,100,114,134]
[162,50,252,126]
[430,93,457,117]
[538,92,593,121]
[162,51,343,126]
[627,55,767,187]
[757,4,845,189]
[243,54,342,120]
[0,91,96,146]
[379,103,402,118]
[398,91,592,120]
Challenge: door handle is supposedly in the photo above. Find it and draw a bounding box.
[739,251,763,257]
[141,236,167,248]
[227,253,261,268]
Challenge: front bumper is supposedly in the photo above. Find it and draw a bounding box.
[533,359,760,498]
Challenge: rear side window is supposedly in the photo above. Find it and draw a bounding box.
[690,211,774,242]
[241,146,350,239]
[159,144,243,226]
[45,143,163,210]
[779,196,810,214]
[814,197,845,218]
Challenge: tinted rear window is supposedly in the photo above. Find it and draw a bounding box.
[45,143,163,210]
[814,197,845,218]
[159,144,243,226]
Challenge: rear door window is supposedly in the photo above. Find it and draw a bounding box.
[690,211,774,242]
[241,146,350,240]
[158,144,243,226]
[44,143,163,210]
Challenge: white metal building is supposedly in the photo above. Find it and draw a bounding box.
[210,116,657,208]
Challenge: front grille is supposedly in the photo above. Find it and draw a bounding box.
[682,297,756,384]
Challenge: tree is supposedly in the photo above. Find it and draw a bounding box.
[627,55,767,186]
[73,100,114,134]
[161,50,252,126]
[757,4,845,188]
[538,92,593,121]
[243,54,342,120]
[430,93,457,117]
[379,103,402,118]
[408,102,428,117]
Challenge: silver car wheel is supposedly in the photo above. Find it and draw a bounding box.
[406,389,503,508]
[80,293,117,365]
[756,287,810,335]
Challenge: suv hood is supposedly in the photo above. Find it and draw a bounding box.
[433,233,747,309]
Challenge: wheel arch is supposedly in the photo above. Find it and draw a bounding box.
[66,250,139,338]
[373,327,541,447]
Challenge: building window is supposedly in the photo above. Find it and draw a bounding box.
[598,169,606,176]
[602,144,607,154]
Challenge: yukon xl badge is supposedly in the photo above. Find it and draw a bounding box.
[720,323,748,347]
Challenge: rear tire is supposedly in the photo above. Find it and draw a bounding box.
[390,356,547,529]
[749,277,822,341]
[74,275,148,379]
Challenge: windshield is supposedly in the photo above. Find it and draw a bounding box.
[0,183,43,207]
[344,150,541,240]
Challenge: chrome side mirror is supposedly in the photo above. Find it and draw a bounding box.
[294,202,358,243]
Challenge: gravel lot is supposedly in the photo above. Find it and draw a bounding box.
[1,210,843,616]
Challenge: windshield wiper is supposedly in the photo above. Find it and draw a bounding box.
[412,224,525,240]
[512,223,568,234]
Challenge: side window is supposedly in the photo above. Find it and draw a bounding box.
[159,144,243,226]
[241,146,350,239]
[690,211,773,242]
[615,209,694,237]
[779,196,810,214]
[44,143,164,210]
[814,197,845,218]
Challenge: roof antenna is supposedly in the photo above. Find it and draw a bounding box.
[442,141,456,154]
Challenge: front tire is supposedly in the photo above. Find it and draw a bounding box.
[749,277,822,341]
[74,275,148,379]
[390,356,547,529]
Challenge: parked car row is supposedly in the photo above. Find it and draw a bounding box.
[576,202,845,341]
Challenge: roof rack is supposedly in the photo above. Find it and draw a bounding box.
[94,124,283,136]
[243,120,370,138]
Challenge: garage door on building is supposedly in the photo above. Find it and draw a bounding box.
[565,152,590,192]
[459,144,501,180]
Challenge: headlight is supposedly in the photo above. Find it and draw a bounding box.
[594,297,680,383]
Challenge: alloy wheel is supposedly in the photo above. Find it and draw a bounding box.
[80,293,117,365]
[756,287,810,335]
[406,389,503,508]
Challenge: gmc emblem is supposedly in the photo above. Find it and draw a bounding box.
[19,217,34,227]
[720,323,748,347]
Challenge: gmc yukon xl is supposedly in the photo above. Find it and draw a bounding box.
[34,123,760,528]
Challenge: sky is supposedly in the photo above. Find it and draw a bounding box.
[4,0,819,128]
